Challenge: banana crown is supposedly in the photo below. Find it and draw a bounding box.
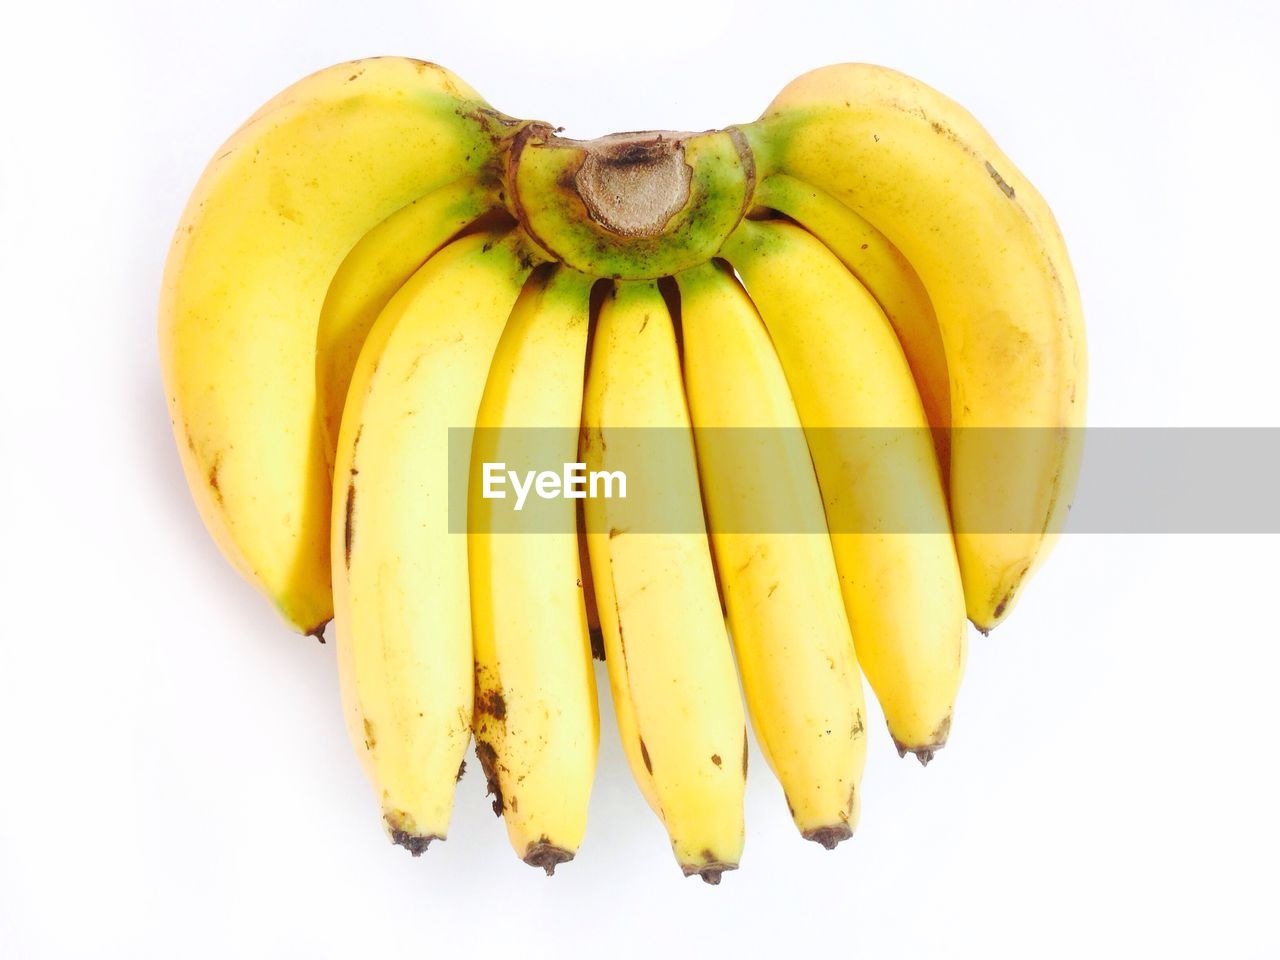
[507,124,755,278]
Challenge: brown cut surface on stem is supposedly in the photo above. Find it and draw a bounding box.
[573,132,693,238]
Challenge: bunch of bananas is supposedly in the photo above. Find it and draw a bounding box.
[160,58,1084,882]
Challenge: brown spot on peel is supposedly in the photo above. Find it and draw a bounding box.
[207,453,223,504]
[711,754,722,767]
[343,480,356,568]
[474,739,504,816]
[982,562,1032,633]
[932,714,952,744]
[639,739,653,774]
[477,688,507,721]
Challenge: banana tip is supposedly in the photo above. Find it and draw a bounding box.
[682,861,738,885]
[893,740,944,767]
[523,841,575,876]
[802,824,853,850]
[389,829,441,857]
[894,715,951,766]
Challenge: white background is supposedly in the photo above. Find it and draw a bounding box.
[2,1,1278,956]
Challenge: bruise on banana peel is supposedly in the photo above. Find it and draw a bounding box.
[474,738,504,818]
[472,670,508,819]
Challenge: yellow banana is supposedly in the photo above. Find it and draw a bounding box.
[317,176,500,466]
[752,172,950,475]
[741,63,1086,630]
[677,261,867,846]
[468,267,599,874]
[581,280,746,882]
[332,229,538,854]
[724,219,966,762]
[160,57,512,632]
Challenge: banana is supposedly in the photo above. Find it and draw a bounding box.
[332,229,538,854]
[468,267,599,874]
[723,219,965,762]
[160,57,513,632]
[752,172,950,476]
[317,176,500,467]
[741,63,1086,630]
[677,261,867,846]
[581,280,746,882]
